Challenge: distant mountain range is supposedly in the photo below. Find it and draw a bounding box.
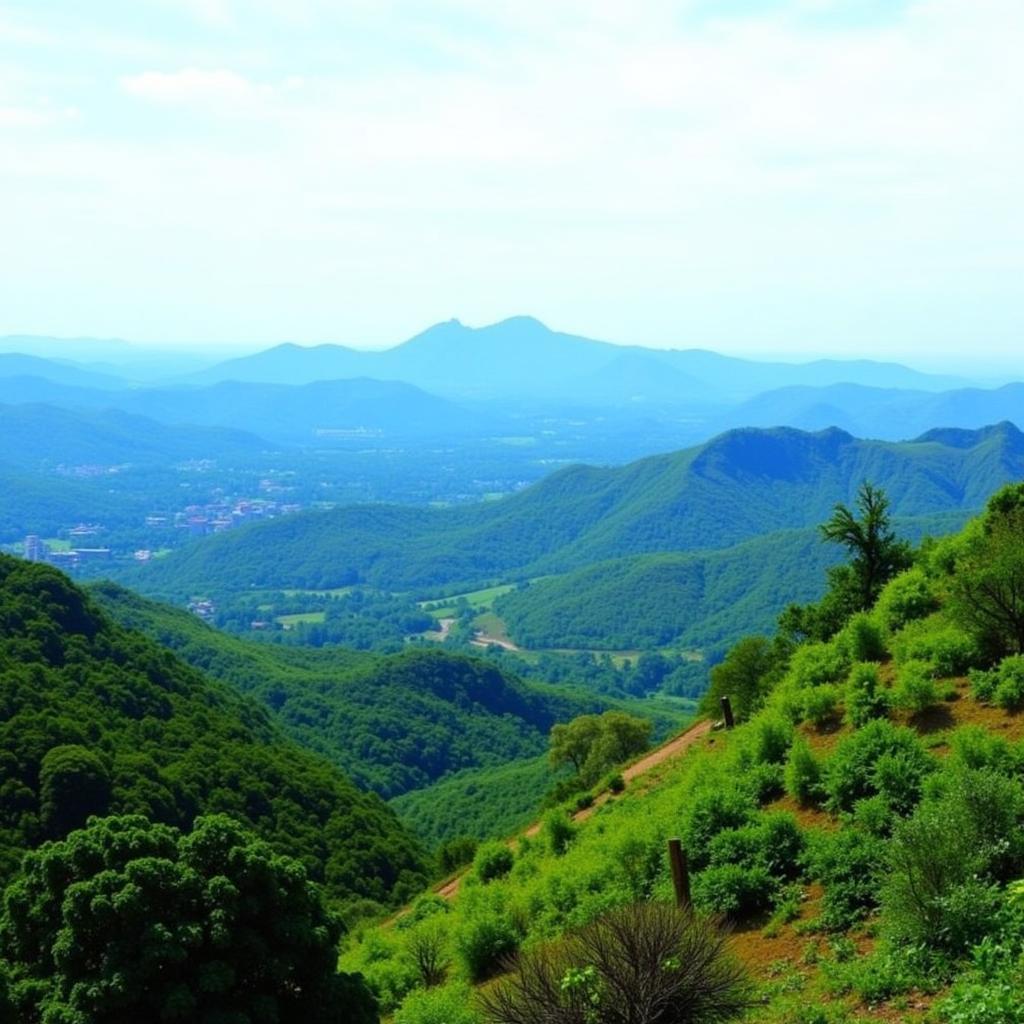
[130,422,1024,603]
[184,317,972,401]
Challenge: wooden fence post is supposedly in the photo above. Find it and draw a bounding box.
[668,838,691,909]
[720,695,735,730]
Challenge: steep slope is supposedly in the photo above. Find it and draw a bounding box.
[0,555,426,907]
[89,584,671,800]
[342,482,1024,1023]
[130,424,1024,597]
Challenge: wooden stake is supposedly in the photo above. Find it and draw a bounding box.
[668,838,691,909]
[720,695,735,730]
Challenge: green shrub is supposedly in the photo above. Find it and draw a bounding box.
[844,662,891,726]
[741,762,785,804]
[893,659,938,715]
[801,685,841,729]
[824,719,934,813]
[455,910,519,982]
[751,713,794,764]
[606,772,625,794]
[683,785,757,870]
[437,837,477,877]
[804,828,886,931]
[890,618,977,676]
[574,792,594,811]
[874,568,938,634]
[994,655,1024,710]
[394,982,480,1024]
[838,612,886,662]
[543,810,576,856]
[787,642,850,690]
[847,794,895,837]
[948,725,1018,775]
[707,812,805,883]
[883,768,1024,952]
[473,841,514,884]
[693,863,776,918]
[785,736,824,806]
[969,667,999,703]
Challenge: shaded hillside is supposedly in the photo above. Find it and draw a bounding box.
[130,424,1024,597]
[0,403,270,469]
[494,511,975,654]
[0,556,426,908]
[90,584,676,799]
[0,375,498,444]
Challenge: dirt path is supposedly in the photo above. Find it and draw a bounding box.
[432,717,712,902]
[470,631,520,652]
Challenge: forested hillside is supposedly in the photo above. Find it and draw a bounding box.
[90,584,682,804]
[341,481,1024,1023]
[0,555,426,911]
[130,424,1024,599]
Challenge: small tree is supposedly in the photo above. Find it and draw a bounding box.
[820,482,912,610]
[950,485,1024,657]
[700,636,777,722]
[550,712,651,786]
[480,902,751,1024]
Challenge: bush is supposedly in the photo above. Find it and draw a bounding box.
[804,828,886,930]
[395,982,480,1024]
[405,918,451,988]
[473,842,514,884]
[606,772,625,794]
[751,713,793,764]
[785,736,824,806]
[874,568,938,634]
[844,662,891,726]
[481,902,752,1024]
[682,785,757,870]
[994,655,1024,710]
[824,719,934,813]
[708,812,805,881]
[838,612,886,662]
[741,762,784,804]
[456,910,519,982]
[883,768,1024,952]
[787,642,850,690]
[847,794,895,837]
[948,725,1018,775]
[969,667,999,703]
[438,837,478,877]
[801,685,841,729]
[893,659,938,715]
[693,863,776,917]
[890,618,978,676]
[543,810,576,856]
[575,792,595,811]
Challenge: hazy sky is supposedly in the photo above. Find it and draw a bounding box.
[1,0,1021,368]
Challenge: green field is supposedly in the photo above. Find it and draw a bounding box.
[280,586,354,598]
[275,611,326,627]
[419,582,518,618]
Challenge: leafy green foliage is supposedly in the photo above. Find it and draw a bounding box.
[548,711,651,787]
[0,556,426,907]
[473,842,515,884]
[0,813,376,1024]
[893,659,939,714]
[701,636,784,722]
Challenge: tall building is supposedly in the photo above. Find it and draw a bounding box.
[24,536,48,562]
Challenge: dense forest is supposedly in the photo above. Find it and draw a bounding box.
[126,422,1024,597]
[341,481,1024,1023]
[90,584,684,807]
[0,555,427,913]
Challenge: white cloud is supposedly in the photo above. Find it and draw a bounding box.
[120,68,271,108]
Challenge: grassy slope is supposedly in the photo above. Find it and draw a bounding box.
[342,496,1024,1021]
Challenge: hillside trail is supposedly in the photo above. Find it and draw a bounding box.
[433,717,712,902]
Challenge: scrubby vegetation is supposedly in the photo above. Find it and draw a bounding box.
[342,481,1024,1023]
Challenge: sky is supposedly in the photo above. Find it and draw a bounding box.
[0,0,1021,369]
